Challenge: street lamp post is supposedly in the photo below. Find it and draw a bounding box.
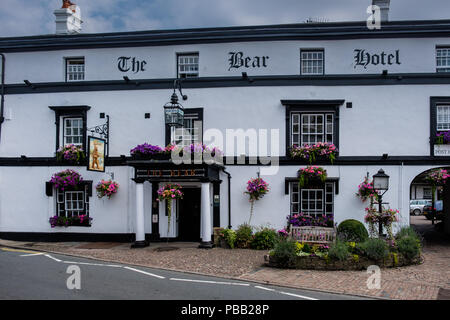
[373,169,390,237]
[164,80,187,144]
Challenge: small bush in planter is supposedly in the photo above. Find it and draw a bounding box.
[251,227,278,250]
[219,228,236,249]
[397,236,421,260]
[271,238,297,268]
[357,238,389,261]
[328,241,350,261]
[337,219,369,243]
[235,224,253,248]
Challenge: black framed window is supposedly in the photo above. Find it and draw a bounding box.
[166,108,203,146]
[290,182,334,217]
[49,105,91,153]
[282,100,344,155]
[430,97,450,156]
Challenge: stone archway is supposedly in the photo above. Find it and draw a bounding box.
[409,167,450,240]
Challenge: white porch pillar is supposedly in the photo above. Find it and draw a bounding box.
[132,181,148,248]
[199,182,213,248]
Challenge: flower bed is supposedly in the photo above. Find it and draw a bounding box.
[267,226,422,270]
[265,252,421,270]
[290,142,338,164]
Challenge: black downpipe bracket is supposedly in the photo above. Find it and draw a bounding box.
[222,168,232,229]
[0,53,5,142]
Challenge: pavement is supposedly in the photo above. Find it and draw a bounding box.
[0,215,449,300]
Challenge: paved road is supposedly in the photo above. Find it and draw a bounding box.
[0,246,365,300]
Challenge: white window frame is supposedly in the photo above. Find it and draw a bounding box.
[300,49,324,75]
[436,47,450,73]
[290,182,334,217]
[66,57,85,81]
[291,112,333,146]
[177,53,199,78]
[56,187,89,218]
[63,117,83,146]
[171,112,202,147]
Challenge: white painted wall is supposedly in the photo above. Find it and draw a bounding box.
[2,37,448,83]
[0,85,449,158]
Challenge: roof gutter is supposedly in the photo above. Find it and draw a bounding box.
[0,53,5,142]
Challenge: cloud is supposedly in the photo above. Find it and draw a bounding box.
[0,0,448,37]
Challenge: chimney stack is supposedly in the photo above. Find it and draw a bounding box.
[54,0,82,34]
[372,0,390,22]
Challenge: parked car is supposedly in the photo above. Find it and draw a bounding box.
[423,200,444,221]
[409,199,432,215]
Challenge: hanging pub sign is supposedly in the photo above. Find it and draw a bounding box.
[87,136,106,172]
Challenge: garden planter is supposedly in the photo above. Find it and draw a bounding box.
[266,253,421,270]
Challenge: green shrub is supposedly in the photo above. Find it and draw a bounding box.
[337,219,369,243]
[396,226,420,241]
[397,236,421,260]
[272,239,297,268]
[302,243,311,253]
[358,238,389,261]
[328,241,350,261]
[251,228,278,250]
[235,224,253,248]
[220,229,236,249]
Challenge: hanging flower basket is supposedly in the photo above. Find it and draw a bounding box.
[364,207,399,239]
[157,184,183,233]
[56,144,86,164]
[290,142,338,164]
[244,177,269,225]
[297,166,327,188]
[356,177,378,202]
[96,180,119,199]
[49,169,83,191]
[425,168,450,186]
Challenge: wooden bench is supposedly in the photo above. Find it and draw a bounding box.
[290,226,336,244]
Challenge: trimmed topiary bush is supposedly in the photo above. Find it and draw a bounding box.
[337,219,369,243]
[357,238,389,261]
[271,238,297,268]
[251,227,278,250]
[235,224,253,248]
[328,241,350,261]
[397,236,421,260]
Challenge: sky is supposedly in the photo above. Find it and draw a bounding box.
[0,0,449,37]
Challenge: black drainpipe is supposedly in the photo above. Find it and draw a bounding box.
[222,168,232,229]
[0,53,5,142]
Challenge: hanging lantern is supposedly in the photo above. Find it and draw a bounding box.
[164,91,185,128]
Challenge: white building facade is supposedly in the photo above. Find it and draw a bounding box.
[1,9,450,246]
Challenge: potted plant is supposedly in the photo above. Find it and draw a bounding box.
[130,143,164,160]
[290,142,338,164]
[356,176,377,202]
[49,214,92,227]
